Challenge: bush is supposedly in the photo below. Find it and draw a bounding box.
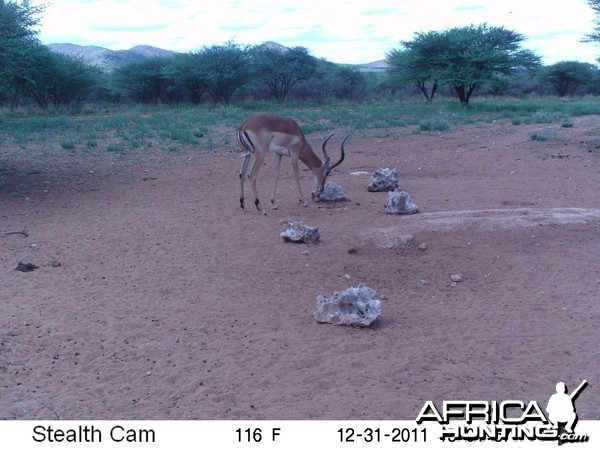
[418,116,451,132]
[530,129,559,141]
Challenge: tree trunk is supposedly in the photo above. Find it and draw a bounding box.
[417,81,439,102]
[454,85,467,103]
[465,83,477,103]
[455,83,477,104]
[431,82,438,101]
[417,81,430,101]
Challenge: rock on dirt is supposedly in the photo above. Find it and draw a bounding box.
[313,284,382,327]
[311,182,346,202]
[281,221,320,244]
[15,262,39,272]
[368,167,400,192]
[385,189,419,215]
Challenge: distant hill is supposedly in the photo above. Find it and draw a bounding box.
[256,41,388,72]
[356,59,390,72]
[47,43,177,72]
[260,41,290,52]
[47,42,388,73]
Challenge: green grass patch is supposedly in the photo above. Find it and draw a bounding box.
[530,129,560,141]
[417,116,451,132]
[106,144,126,152]
[1,97,598,153]
[524,111,565,124]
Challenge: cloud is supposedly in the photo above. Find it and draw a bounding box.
[363,7,401,16]
[451,3,487,12]
[91,24,169,33]
[220,23,269,32]
[32,0,599,64]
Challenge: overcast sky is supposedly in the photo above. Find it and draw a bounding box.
[32,0,598,65]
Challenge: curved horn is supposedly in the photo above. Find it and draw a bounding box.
[321,134,335,160]
[326,134,349,174]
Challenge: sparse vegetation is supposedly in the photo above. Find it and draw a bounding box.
[1,98,598,157]
[530,129,560,141]
[106,143,125,152]
[417,116,451,132]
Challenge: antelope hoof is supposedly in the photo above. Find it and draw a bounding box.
[271,200,278,210]
[255,199,267,215]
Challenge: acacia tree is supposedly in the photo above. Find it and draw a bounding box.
[196,41,250,104]
[0,0,44,106]
[584,0,600,43]
[111,42,249,104]
[327,65,367,100]
[541,61,596,97]
[161,53,209,104]
[45,53,98,106]
[112,58,172,103]
[388,24,541,104]
[0,1,96,107]
[250,45,318,102]
[387,31,446,101]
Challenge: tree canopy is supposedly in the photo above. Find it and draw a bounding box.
[112,57,172,104]
[387,30,446,101]
[541,61,597,97]
[584,0,600,44]
[250,45,318,102]
[1,0,43,106]
[387,24,541,104]
[197,41,250,104]
[1,0,97,108]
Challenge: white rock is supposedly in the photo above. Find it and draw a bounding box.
[385,189,419,215]
[311,182,346,202]
[314,284,382,327]
[281,221,320,244]
[368,167,400,192]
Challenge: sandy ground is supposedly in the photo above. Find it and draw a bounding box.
[1,115,599,420]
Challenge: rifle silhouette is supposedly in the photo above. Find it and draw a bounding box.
[569,380,588,401]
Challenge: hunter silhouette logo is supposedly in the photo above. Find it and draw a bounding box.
[416,379,590,443]
[546,380,588,444]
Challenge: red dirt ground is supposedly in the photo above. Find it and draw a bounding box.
[1,116,599,420]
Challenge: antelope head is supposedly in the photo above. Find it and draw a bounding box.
[314,134,349,194]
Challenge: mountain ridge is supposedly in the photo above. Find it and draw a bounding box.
[47,43,177,72]
[47,42,389,72]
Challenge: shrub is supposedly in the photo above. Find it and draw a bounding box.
[530,129,559,141]
[418,116,451,132]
